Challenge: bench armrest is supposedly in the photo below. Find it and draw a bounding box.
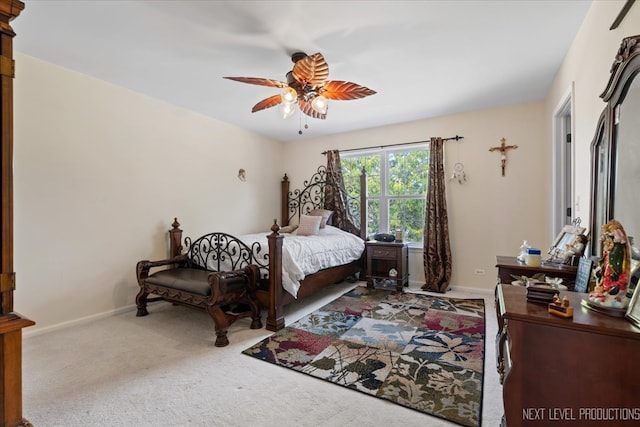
[136,254,189,283]
[208,264,260,303]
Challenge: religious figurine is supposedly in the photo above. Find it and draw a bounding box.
[489,138,518,176]
[549,294,573,318]
[588,220,632,309]
[557,234,588,264]
[568,234,587,257]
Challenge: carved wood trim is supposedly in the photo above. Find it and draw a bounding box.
[590,34,640,256]
[601,35,640,102]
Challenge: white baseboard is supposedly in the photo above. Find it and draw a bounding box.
[448,285,494,295]
[407,279,494,295]
[23,304,141,339]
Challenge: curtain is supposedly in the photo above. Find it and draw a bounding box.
[422,137,452,293]
[325,150,361,236]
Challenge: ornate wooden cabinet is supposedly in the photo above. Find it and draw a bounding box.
[0,2,34,426]
[495,285,640,426]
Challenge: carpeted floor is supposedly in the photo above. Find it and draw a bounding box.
[243,286,485,427]
[22,281,503,426]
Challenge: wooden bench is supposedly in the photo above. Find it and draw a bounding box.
[135,238,263,347]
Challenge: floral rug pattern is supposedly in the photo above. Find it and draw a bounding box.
[242,286,485,427]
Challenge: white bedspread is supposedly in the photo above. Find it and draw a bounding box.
[236,225,365,298]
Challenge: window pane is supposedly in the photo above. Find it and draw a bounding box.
[342,154,381,197]
[389,198,425,243]
[388,150,429,196]
[365,155,381,197]
[367,199,380,235]
[341,158,362,200]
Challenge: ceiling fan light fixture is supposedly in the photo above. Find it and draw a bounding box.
[280,86,297,104]
[281,101,295,119]
[224,51,376,131]
[311,95,328,115]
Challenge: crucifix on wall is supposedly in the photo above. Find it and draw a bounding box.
[489,137,518,176]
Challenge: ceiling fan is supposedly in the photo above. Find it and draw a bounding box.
[223,52,376,122]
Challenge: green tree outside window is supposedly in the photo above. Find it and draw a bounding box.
[342,146,429,244]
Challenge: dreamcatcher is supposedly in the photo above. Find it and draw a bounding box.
[449,138,467,184]
[450,162,467,184]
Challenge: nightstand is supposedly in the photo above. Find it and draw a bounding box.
[365,241,408,291]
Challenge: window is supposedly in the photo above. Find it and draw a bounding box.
[341,145,429,244]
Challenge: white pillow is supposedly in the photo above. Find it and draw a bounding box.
[297,214,322,236]
[309,209,334,228]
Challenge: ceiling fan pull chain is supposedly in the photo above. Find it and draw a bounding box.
[299,111,303,135]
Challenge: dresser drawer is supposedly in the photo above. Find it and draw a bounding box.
[370,247,397,259]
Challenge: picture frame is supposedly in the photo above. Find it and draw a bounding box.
[548,224,587,261]
[573,257,593,293]
[625,260,640,328]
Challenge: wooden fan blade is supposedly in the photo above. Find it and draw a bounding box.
[252,94,283,113]
[223,77,288,88]
[292,53,329,87]
[298,100,326,120]
[320,80,377,100]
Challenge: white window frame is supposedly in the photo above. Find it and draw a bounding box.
[342,143,428,245]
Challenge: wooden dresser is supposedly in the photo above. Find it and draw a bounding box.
[495,284,640,426]
[496,255,578,290]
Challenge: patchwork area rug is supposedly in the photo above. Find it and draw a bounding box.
[242,286,485,427]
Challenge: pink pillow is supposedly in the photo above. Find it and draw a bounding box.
[309,209,334,228]
[279,224,298,233]
[297,214,322,236]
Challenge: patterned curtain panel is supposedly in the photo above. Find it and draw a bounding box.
[422,137,452,293]
[325,150,361,236]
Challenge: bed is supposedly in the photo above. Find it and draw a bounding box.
[164,166,368,332]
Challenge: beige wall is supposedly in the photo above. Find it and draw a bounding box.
[545,0,640,230]
[13,54,284,334]
[282,102,549,290]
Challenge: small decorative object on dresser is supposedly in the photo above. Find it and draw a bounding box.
[584,220,632,315]
[516,240,530,262]
[524,247,541,267]
[548,222,587,264]
[525,285,558,304]
[548,294,574,318]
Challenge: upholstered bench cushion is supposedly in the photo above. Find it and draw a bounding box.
[145,268,211,296]
[145,268,249,297]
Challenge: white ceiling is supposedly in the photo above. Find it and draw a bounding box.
[12,0,592,142]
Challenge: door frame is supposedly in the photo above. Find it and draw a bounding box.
[551,83,576,239]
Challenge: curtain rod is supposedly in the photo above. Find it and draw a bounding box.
[321,135,464,155]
